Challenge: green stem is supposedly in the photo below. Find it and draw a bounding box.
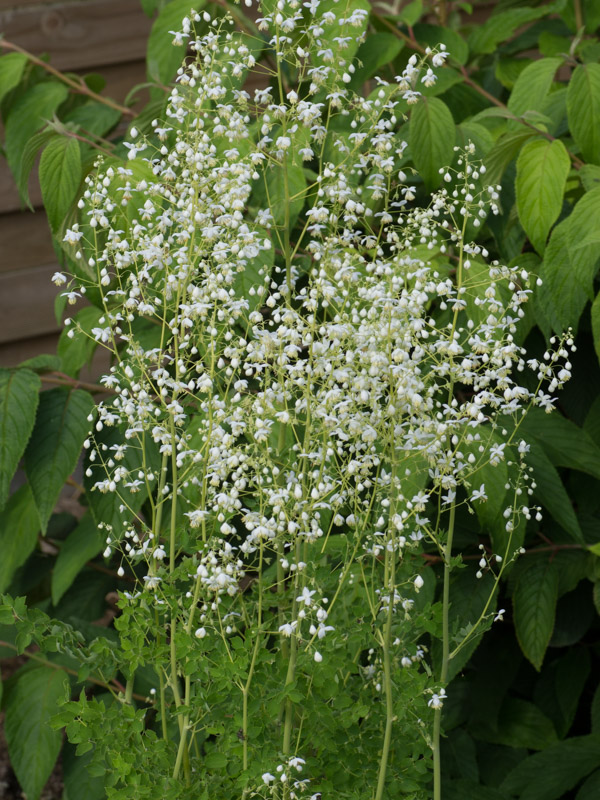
[374,546,395,800]
[433,500,456,800]
[574,0,584,31]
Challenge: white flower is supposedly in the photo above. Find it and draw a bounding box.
[414,574,424,591]
[428,688,447,709]
[297,587,316,606]
[494,609,506,622]
[314,650,323,663]
[195,627,207,639]
[52,272,67,286]
[471,484,487,502]
[262,772,276,784]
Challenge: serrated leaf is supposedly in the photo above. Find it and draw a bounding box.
[520,408,600,480]
[0,485,40,592]
[488,697,558,750]
[507,57,562,131]
[64,102,121,138]
[0,368,41,510]
[52,513,103,606]
[5,666,68,800]
[24,388,94,533]
[4,82,69,194]
[501,735,600,800]
[409,97,455,189]
[513,558,558,670]
[567,64,600,165]
[483,129,538,187]
[233,230,273,315]
[396,0,422,26]
[39,137,82,232]
[57,306,103,378]
[539,185,600,332]
[516,138,570,254]
[525,441,584,543]
[0,53,28,105]
[15,129,58,210]
[412,23,469,65]
[19,354,63,373]
[255,161,307,231]
[62,742,106,800]
[147,0,207,84]
[469,3,566,55]
[353,33,404,83]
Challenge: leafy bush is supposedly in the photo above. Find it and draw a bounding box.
[1,1,600,798]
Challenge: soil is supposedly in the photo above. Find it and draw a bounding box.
[0,656,64,800]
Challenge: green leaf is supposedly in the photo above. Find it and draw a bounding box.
[0,368,41,510]
[57,306,103,378]
[204,751,228,769]
[62,741,106,800]
[4,666,68,800]
[84,428,158,538]
[19,354,62,373]
[147,0,206,84]
[501,735,600,800]
[577,770,600,800]
[469,3,567,55]
[519,408,600,480]
[567,64,600,165]
[0,53,28,105]
[507,58,562,125]
[4,82,69,191]
[353,34,404,83]
[412,23,469,65]
[513,558,558,670]
[39,137,82,232]
[24,388,95,533]
[487,697,558,750]
[539,185,600,332]
[16,129,58,210]
[525,441,584,543]
[396,0,422,26]
[64,102,121,138]
[592,292,600,365]
[580,164,600,191]
[516,138,570,254]
[483,129,538,188]
[409,97,455,189]
[255,162,307,231]
[0,485,40,592]
[51,513,103,606]
[233,230,273,314]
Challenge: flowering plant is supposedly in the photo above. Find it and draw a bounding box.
[0,2,578,799]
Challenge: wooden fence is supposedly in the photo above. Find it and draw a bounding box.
[0,0,151,367]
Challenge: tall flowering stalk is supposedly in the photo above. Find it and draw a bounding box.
[38,2,574,798]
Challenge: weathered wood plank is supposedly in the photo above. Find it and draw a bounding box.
[0,263,61,343]
[0,211,54,273]
[0,0,152,71]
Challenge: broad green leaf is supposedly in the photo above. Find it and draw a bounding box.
[84,428,158,537]
[62,742,106,800]
[39,137,82,232]
[486,697,558,750]
[57,306,103,378]
[580,164,600,192]
[4,82,69,189]
[0,53,28,105]
[443,781,509,800]
[147,0,207,84]
[519,409,600,480]
[592,292,600,365]
[567,64,600,165]
[16,129,58,210]
[516,138,570,254]
[577,770,600,800]
[396,0,422,26]
[0,485,40,592]
[501,735,600,800]
[311,0,370,68]
[353,34,404,84]
[507,58,562,126]
[24,388,95,533]
[483,129,538,187]
[19,354,62,373]
[513,558,558,670]
[525,441,584,543]
[469,3,567,55]
[256,161,307,231]
[0,368,41,510]
[413,23,469,65]
[5,666,68,800]
[234,230,273,314]
[409,97,455,189]
[64,102,121,138]
[534,647,591,738]
[51,513,103,606]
